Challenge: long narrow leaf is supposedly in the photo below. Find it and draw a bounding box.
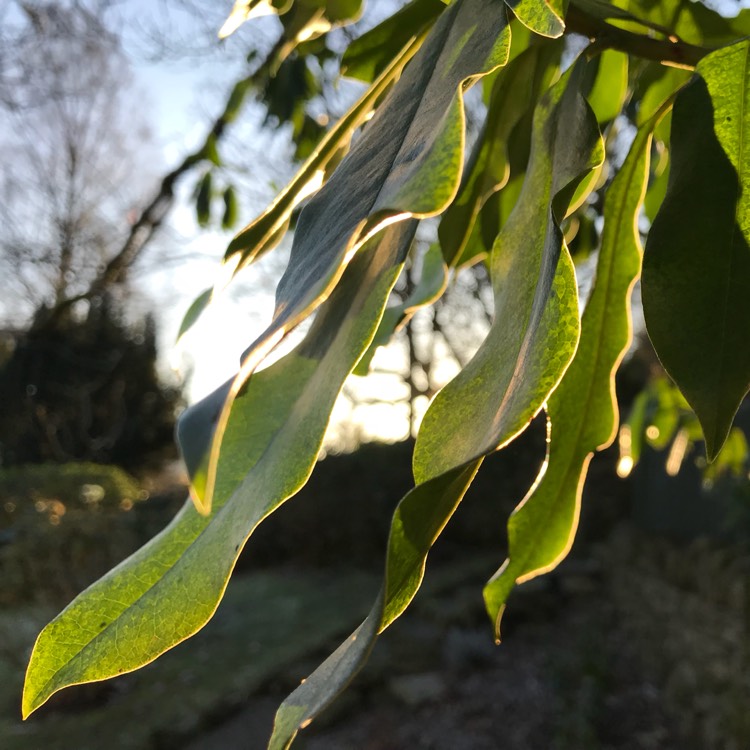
[22,221,417,718]
[269,57,603,750]
[196,0,513,513]
[484,110,660,638]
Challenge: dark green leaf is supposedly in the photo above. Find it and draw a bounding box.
[222,186,238,230]
[177,287,213,342]
[196,172,212,228]
[341,0,445,83]
[643,42,750,460]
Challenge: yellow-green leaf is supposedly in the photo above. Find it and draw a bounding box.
[21,221,416,719]
[484,111,658,638]
[269,57,603,750]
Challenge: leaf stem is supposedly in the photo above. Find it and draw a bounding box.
[565,3,710,69]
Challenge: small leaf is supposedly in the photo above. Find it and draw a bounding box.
[222,186,238,230]
[354,242,447,376]
[484,111,658,638]
[203,134,221,166]
[587,49,628,124]
[507,0,568,38]
[176,287,213,342]
[195,172,213,228]
[643,41,750,460]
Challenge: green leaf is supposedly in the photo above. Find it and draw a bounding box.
[176,287,213,342]
[617,0,750,48]
[269,58,603,750]
[269,462,481,750]
[195,172,212,228]
[414,59,603,482]
[354,242,447,376]
[341,0,445,83]
[21,221,417,719]
[224,33,423,267]
[439,40,563,267]
[507,0,568,38]
[643,41,750,460]
[203,0,512,512]
[222,186,238,230]
[587,49,628,124]
[483,111,657,638]
[203,134,221,166]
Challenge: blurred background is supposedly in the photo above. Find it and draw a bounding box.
[1,1,749,748]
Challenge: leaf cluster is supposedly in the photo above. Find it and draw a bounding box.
[22,1,750,747]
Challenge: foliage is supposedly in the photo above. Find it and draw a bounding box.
[22,0,750,747]
[0,297,182,468]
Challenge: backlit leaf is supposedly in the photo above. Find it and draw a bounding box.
[439,41,563,267]
[354,242,447,376]
[269,58,603,750]
[21,221,416,719]
[341,0,445,83]
[643,41,750,460]
[484,110,657,638]
[201,0,512,512]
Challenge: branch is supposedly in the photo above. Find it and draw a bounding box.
[33,34,290,333]
[565,3,711,69]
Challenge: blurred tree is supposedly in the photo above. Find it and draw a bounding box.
[0,3,182,467]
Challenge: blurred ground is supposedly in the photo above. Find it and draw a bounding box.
[2,438,749,749]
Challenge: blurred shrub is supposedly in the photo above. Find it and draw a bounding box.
[0,296,182,468]
[0,462,152,605]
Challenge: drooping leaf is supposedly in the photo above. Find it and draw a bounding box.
[21,221,417,719]
[643,41,750,460]
[483,110,658,638]
[224,34,424,267]
[269,462,481,750]
[201,0,513,512]
[439,40,563,267]
[616,0,750,48]
[270,58,603,750]
[341,0,445,83]
[587,49,628,124]
[414,60,603,482]
[203,133,221,166]
[354,242,447,376]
